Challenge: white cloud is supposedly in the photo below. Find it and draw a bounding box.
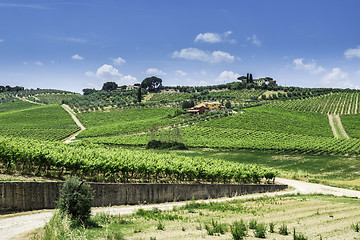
[216,71,240,83]
[0,39,4,43]
[195,33,222,43]
[175,70,187,76]
[344,46,360,59]
[58,37,88,44]
[35,61,43,66]
[72,54,84,60]
[23,61,28,65]
[112,57,126,65]
[146,68,166,76]
[172,48,235,63]
[320,68,359,89]
[120,75,137,83]
[321,67,347,85]
[194,31,235,44]
[85,64,137,85]
[247,35,261,47]
[293,58,325,74]
[95,64,122,80]
[247,34,261,47]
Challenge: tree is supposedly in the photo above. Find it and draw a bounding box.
[225,101,231,109]
[237,76,247,81]
[102,82,118,91]
[141,76,162,92]
[137,87,142,103]
[56,177,93,223]
[82,88,97,95]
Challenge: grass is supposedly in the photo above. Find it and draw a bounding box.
[26,194,360,240]
[198,105,333,137]
[76,107,182,138]
[0,104,80,141]
[167,148,360,190]
[341,113,360,138]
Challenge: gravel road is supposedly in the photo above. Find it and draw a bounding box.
[1,178,360,240]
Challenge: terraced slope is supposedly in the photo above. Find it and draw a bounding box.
[0,104,80,141]
[273,91,360,114]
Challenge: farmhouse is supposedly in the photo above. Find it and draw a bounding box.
[187,101,222,114]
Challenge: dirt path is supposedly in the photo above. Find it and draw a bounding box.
[2,178,360,240]
[61,104,86,143]
[14,96,44,105]
[328,114,350,139]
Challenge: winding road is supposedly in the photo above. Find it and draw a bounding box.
[1,178,360,240]
[61,104,86,143]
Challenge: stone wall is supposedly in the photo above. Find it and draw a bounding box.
[0,182,287,213]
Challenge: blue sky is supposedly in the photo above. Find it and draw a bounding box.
[1,0,360,93]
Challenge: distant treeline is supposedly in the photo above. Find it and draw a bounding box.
[0,85,24,92]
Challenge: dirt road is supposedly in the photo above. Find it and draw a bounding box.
[61,104,86,143]
[2,178,360,240]
[328,114,350,139]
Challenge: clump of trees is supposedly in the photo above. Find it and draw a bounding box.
[141,76,162,92]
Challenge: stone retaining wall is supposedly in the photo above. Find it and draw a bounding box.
[0,182,287,213]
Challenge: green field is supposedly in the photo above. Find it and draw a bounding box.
[341,113,360,138]
[33,93,80,105]
[272,91,360,115]
[198,106,333,137]
[76,107,183,138]
[0,99,36,113]
[0,104,80,141]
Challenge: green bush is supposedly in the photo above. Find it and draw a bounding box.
[249,219,257,229]
[351,222,360,232]
[279,223,289,235]
[254,223,267,238]
[205,219,227,235]
[269,222,275,233]
[293,227,308,240]
[230,220,247,240]
[56,177,93,223]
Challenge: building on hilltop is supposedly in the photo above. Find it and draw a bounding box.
[238,73,277,86]
[187,101,222,114]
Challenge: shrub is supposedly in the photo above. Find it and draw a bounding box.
[279,223,289,235]
[249,219,257,229]
[254,223,267,238]
[157,221,165,230]
[56,177,93,223]
[230,220,247,240]
[351,222,360,232]
[269,222,275,233]
[205,219,227,235]
[293,227,308,240]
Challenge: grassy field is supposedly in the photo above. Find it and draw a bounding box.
[341,113,360,138]
[272,91,360,115]
[0,104,80,141]
[29,194,360,240]
[198,106,333,137]
[166,148,360,191]
[76,107,183,138]
[33,93,80,105]
[0,99,36,113]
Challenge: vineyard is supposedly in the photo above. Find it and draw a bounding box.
[198,106,333,137]
[0,137,276,184]
[85,125,360,156]
[341,113,360,138]
[0,105,80,141]
[272,91,360,115]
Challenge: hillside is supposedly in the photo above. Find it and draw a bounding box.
[0,86,360,190]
